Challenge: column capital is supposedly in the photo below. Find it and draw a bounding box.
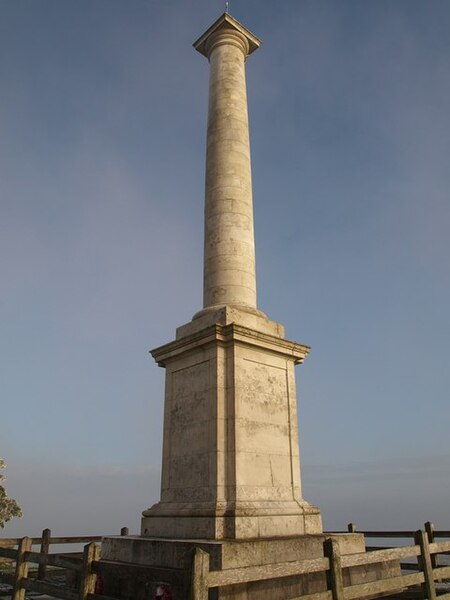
[193,12,261,59]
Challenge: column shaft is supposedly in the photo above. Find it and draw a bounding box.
[203,32,257,310]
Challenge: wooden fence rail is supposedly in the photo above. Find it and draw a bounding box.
[0,541,98,600]
[2,524,450,600]
[0,535,103,548]
[191,530,450,600]
[0,527,129,600]
[0,526,129,549]
[344,522,450,541]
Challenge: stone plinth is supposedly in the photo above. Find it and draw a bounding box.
[142,308,322,540]
[101,534,400,600]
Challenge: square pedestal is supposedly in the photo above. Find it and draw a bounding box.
[143,312,322,540]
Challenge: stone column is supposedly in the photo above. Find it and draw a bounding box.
[140,13,322,541]
[198,19,260,311]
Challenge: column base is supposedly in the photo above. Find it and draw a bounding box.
[141,500,322,539]
[179,304,285,339]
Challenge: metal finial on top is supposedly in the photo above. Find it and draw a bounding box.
[225,1,229,13]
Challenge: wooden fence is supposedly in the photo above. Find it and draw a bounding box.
[0,527,129,600]
[344,522,450,570]
[191,526,450,600]
[1,524,450,600]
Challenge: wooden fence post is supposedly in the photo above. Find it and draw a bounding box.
[347,523,356,533]
[415,529,437,600]
[12,537,32,600]
[324,539,345,600]
[425,522,439,570]
[191,548,209,600]
[79,542,100,600]
[120,527,129,536]
[38,528,51,580]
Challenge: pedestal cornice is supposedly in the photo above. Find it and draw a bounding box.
[151,323,310,367]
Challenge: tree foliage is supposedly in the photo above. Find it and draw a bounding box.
[0,459,22,528]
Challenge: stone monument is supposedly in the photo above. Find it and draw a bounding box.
[141,11,322,541]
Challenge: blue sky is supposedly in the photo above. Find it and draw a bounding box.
[1,0,450,536]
